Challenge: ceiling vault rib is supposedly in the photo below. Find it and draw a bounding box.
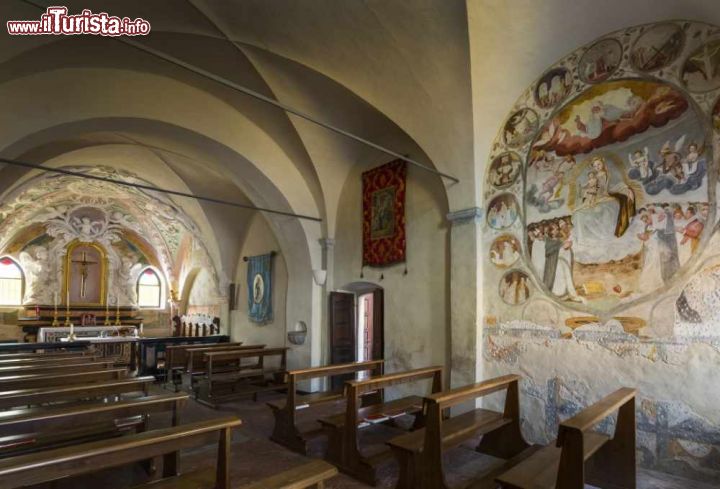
[18,0,460,185]
[0,157,322,223]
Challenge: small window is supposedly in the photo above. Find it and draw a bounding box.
[0,257,23,306]
[137,268,162,308]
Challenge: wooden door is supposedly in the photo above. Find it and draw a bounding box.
[371,288,384,361]
[329,291,356,390]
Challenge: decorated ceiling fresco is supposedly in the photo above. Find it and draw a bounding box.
[0,166,220,306]
[485,20,720,316]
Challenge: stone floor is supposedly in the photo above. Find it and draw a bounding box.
[32,385,718,488]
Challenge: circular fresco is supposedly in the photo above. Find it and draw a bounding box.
[488,152,522,189]
[535,67,573,109]
[487,193,520,230]
[499,270,531,306]
[579,38,623,84]
[486,21,720,314]
[630,23,685,72]
[503,108,539,148]
[490,234,521,269]
[682,39,720,92]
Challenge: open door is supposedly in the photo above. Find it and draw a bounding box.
[371,288,384,361]
[329,291,356,390]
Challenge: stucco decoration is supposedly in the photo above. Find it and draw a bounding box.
[0,166,222,306]
[485,21,720,316]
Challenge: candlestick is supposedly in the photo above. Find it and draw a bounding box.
[115,300,121,326]
[104,292,111,325]
[64,288,71,326]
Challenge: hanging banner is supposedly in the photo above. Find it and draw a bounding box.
[362,159,407,266]
[247,253,273,324]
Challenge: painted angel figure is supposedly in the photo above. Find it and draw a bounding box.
[71,216,104,239]
[681,141,705,184]
[628,147,651,180]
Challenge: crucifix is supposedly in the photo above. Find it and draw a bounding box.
[71,251,98,299]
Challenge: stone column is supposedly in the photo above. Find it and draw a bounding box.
[447,207,483,389]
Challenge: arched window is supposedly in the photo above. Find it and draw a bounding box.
[137,268,162,308]
[0,257,23,306]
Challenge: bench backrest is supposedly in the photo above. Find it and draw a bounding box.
[0,376,155,410]
[421,374,525,487]
[284,360,384,419]
[344,366,443,453]
[0,350,90,359]
[165,341,239,369]
[205,347,288,383]
[0,393,187,435]
[0,368,126,390]
[0,360,115,375]
[186,344,266,373]
[555,387,636,489]
[0,416,242,489]
[0,355,100,366]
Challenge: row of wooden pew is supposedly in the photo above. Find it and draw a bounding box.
[0,347,339,489]
[267,360,637,489]
[163,341,289,407]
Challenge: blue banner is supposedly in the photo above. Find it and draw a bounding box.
[247,253,273,324]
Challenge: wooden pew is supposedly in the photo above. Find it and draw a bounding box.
[319,366,444,485]
[387,374,529,489]
[164,341,242,380]
[0,359,115,376]
[0,416,242,489]
[195,347,288,407]
[241,460,339,489]
[0,354,101,366]
[0,368,126,390]
[0,350,90,360]
[0,376,155,410]
[0,393,188,457]
[185,344,268,392]
[269,359,384,454]
[496,387,636,489]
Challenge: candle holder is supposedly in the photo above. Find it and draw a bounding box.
[64,305,71,326]
[51,304,59,327]
[115,303,121,326]
[104,300,111,326]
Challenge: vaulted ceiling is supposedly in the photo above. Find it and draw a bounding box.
[0,0,472,283]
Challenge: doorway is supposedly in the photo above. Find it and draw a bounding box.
[329,283,384,389]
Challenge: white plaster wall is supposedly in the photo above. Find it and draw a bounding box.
[333,157,450,394]
[230,214,288,351]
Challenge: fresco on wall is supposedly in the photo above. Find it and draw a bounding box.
[682,39,720,92]
[489,152,522,189]
[630,23,685,72]
[535,68,573,109]
[487,193,520,230]
[503,108,539,148]
[485,20,720,316]
[578,39,623,84]
[499,270,531,305]
[490,235,521,269]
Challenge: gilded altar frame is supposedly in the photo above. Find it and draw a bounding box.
[63,240,108,306]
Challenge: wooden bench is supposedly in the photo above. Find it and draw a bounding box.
[0,376,155,410]
[0,393,187,457]
[195,347,288,407]
[0,359,116,376]
[164,341,241,382]
[0,368,126,390]
[0,354,101,366]
[387,374,530,489]
[0,350,90,360]
[496,387,636,489]
[320,365,443,485]
[186,343,267,376]
[0,416,241,489]
[269,359,384,454]
[240,459,339,489]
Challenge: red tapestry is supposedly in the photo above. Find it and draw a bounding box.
[362,160,407,266]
